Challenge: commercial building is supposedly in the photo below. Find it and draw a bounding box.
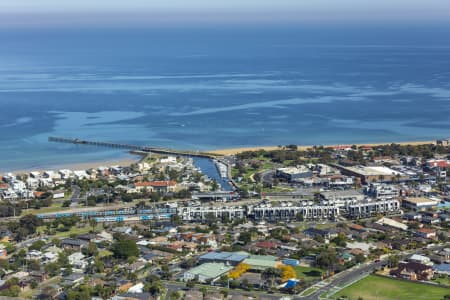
[183,263,233,283]
[243,254,280,271]
[198,251,248,266]
[335,165,406,184]
[251,203,339,221]
[180,206,245,221]
[402,197,438,211]
[376,217,408,231]
[366,183,399,200]
[275,166,313,182]
[320,190,365,205]
[347,199,400,218]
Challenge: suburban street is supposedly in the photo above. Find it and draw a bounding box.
[70,185,81,207]
[298,261,383,300]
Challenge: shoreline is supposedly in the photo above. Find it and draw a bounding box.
[207,140,437,156]
[5,155,144,175]
[2,139,439,174]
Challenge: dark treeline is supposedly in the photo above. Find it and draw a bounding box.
[236,143,449,164]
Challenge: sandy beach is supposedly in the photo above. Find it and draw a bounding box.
[3,140,438,174]
[6,156,143,175]
[208,140,436,156]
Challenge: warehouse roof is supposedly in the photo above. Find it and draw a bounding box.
[199,251,248,263]
[243,255,279,270]
[342,165,404,176]
[185,263,233,279]
[403,197,438,205]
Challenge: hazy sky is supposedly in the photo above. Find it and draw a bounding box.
[1,0,450,27]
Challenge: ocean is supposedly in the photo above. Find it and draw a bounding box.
[0,25,450,171]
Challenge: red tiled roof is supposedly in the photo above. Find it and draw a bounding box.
[34,191,45,198]
[427,159,450,168]
[349,224,365,231]
[255,241,278,249]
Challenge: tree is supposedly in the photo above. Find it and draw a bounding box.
[30,280,38,289]
[93,257,105,273]
[331,234,347,247]
[228,263,250,279]
[169,291,181,300]
[278,265,297,282]
[185,280,195,289]
[19,214,42,236]
[211,180,219,191]
[180,258,196,269]
[317,248,338,271]
[29,240,46,251]
[83,242,98,257]
[89,218,97,233]
[388,255,400,268]
[238,231,252,245]
[354,253,366,264]
[111,238,139,259]
[145,280,164,296]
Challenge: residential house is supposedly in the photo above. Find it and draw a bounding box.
[303,227,338,240]
[409,254,432,266]
[60,238,89,250]
[63,272,85,287]
[415,228,437,239]
[134,181,177,193]
[390,262,434,281]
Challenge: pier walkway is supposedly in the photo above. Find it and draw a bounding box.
[48,136,217,158]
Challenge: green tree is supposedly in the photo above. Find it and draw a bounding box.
[29,240,46,251]
[111,238,139,259]
[317,248,338,271]
[238,231,252,245]
[388,255,400,268]
[83,242,99,257]
[89,218,97,233]
[169,291,181,300]
[19,214,43,236]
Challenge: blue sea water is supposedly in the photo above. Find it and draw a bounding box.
[0,25,450,171]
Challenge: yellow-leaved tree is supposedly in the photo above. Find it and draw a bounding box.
[228,263,251,279]
[278,265,297,282]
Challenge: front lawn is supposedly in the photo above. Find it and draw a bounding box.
[294,266,323,283]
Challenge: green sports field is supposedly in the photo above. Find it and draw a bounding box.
[333,275,450,300]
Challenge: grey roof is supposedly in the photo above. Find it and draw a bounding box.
[61,238,88,247]
[434,264,450,273]
[199,251,248,262]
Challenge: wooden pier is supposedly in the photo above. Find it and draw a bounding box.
[48,136,218,158]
